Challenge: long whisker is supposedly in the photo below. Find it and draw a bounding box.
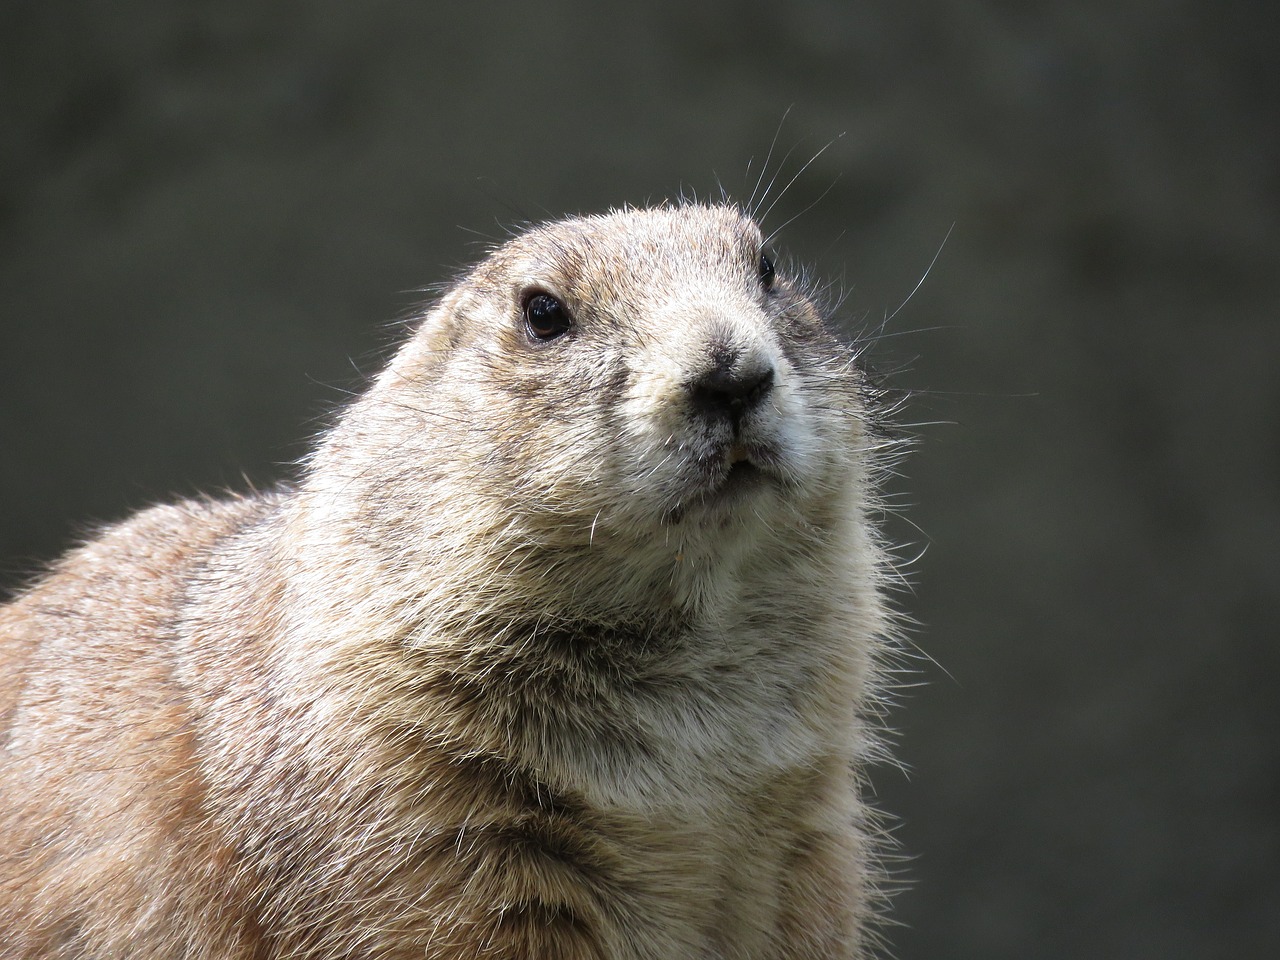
[882,223,955,328]
[758,134,844,228]
[746,104,794,214]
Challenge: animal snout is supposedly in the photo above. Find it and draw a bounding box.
[688,348,776,427]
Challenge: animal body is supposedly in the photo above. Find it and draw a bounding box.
[0,203,899,958]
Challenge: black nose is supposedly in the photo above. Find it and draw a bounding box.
[689,357,775,425]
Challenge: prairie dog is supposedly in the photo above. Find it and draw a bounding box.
[0,204,897,958]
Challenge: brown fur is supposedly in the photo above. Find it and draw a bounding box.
[1,205,898,958]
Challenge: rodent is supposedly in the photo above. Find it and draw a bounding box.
[0,203,898,958]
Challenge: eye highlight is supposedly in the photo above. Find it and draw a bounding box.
[522,291,573,342]
[758,252,776,290]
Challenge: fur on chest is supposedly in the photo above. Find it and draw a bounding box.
[385,597,864,814]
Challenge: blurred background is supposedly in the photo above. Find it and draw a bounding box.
[2,1,1276,956]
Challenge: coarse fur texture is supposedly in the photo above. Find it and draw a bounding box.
[0,203,901,958]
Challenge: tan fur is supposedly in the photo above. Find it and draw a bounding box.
[0,205,897,958]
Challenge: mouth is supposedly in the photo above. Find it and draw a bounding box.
[706,441,777,497]
[660,441,787,525]
[722,445,763,489]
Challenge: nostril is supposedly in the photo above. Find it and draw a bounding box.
[689,363,775,422]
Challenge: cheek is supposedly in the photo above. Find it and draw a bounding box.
[501,370,633,504]
[621,360,688,444]
[767,357,820,456]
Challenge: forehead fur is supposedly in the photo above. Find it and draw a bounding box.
[475,205,763,300]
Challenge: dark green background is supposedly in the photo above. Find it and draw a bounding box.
[3,2,1276,956]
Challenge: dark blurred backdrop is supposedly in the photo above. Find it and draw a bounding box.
[2,2,1276,957]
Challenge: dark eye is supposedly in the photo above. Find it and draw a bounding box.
[758,252,776,290]
[522,292,573,342]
